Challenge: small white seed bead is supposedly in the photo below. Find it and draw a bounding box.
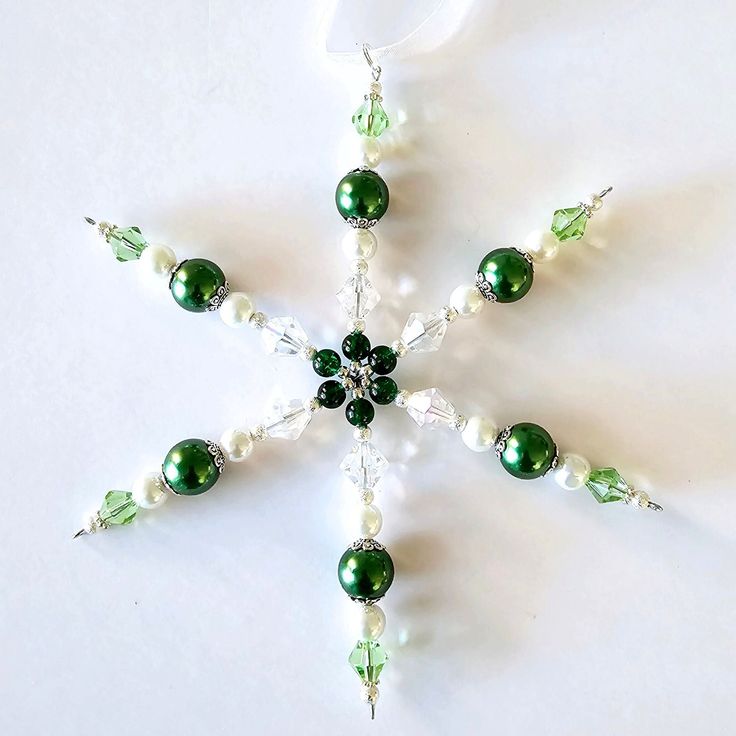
[219,428,254,462]
[523,230,559,263]
[359,504,383,538]
[461,416,498,452]
[356,603,386,640]
[219,292,255,328]
[553,453,591,490]
[449,284,485,318]
[132,473,168,509]
[342,228,377,261]
[140,244,177,277]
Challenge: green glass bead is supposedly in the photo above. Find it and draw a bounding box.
[346,398,375,428]
[107,226,148,262]
[368,346,397,375]
[477,248,534,303]
[342,332,371,361]
[312,349,342,377]
[99,491,138,525]
[169,259,227,313]
[335,169,389,223]
[352,98,390,138]
[349,640,388,684]
[369,376,398,405]
[498,422,557,480]
[338,545,395,600]
[551,207,588,242]
[162,438,221,496]
[317,380,347,409]
[585,467,629,504]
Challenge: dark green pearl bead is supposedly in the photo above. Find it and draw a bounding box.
[345,398,375,427]
[170,258,226,312]
[312,348,342,377]
[342,332,371,361]
[317,380,346,409]
[338,546,395,600]
[368,345,397,375]
[499,422,557,480]
[369,376,398,405]
[477,248,534,303]
[162,438,221,495]
[335,169,390,223]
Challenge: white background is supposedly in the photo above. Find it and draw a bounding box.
[2,1,735,734]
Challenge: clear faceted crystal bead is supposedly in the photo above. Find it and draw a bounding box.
[260,316,310,356]
[406,388,457,428]
[336,274,381,320]
[340,442,388,489]
[401,312,448,353]
[264,398,312,440]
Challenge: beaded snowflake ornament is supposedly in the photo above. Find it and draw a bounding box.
[76,48,661,718]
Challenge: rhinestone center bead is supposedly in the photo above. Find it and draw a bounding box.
[313,333,399,427]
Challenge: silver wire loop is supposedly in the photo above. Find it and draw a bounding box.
[362,43,382,82]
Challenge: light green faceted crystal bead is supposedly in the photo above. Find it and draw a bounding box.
[349,639,388,684]
[99,491,139,525]
[353,98,390,137]
[585,467,630,503]
[551,207,588,242]
[107,226,149,262]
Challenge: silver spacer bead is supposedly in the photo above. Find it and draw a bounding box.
[96,221,116,240]
[450,414,468,432]
[249,311,268,329]
[299,345,317,361]
[391,339,408,357]
[305,397,322,414]
[354,427,373,442]
[440,305,459,324]
[348,318,366,333]
[251,424,268,442]
[351,259,369,275]
[360,488,375,505]
[395,389,411,408]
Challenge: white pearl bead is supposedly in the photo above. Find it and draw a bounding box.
[140,244,177,276]
[219,292,254,328]
[359,136,383,168]
[461,416,498,452]
[356,603,386,640]
[449,284,485,318]
[523,230,559,263]
[359,504,383,538]
[132,473,168,509]
[342,228,377,261]
[220,428,254,462]
[554,453,591,490]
